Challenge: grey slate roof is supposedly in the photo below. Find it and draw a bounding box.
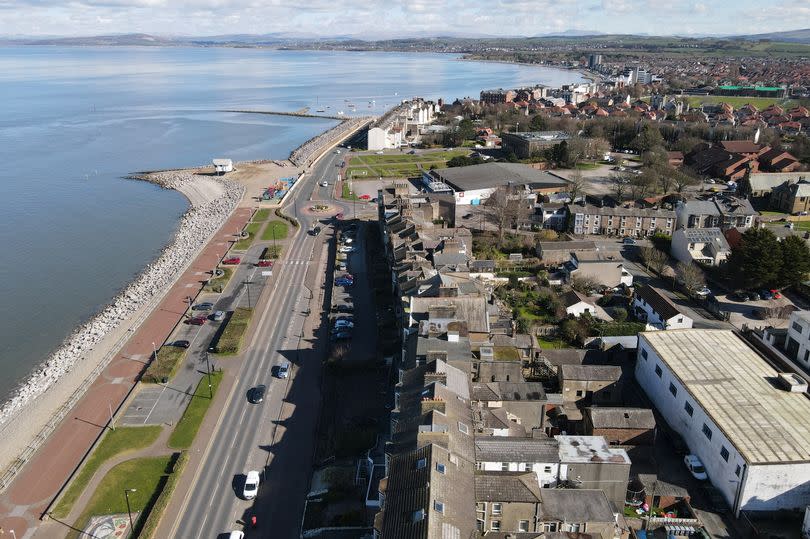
[586,407,656,430]
[538,489,616,523]
[431,162,570,192]
[560,364,622,382]
[474,436,560,463]
[475,472,542,503]
[635,284,683,321]
[472,381,547,401]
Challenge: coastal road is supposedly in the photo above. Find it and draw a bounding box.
[172,146,353,538]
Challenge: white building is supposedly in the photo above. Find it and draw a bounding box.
[474,437,561,488]
[671,227,731,266]
[783,310,810,366]
[632,285,693,330]
[212,158,233,174]
[636,329,810,514]
[366,98,438,151]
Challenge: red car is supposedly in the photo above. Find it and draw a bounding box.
[341,273,354,281]
[222,257,241,265]
[335,212,344,220]
[359,194,371,200]
[771,289,783,299]
[256,260,274,267]
[187,316,207,325]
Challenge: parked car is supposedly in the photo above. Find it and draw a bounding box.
[339,273,354,281]
[212,310,226,321]
[684,455,708,480]
[729,291,748,302]
[338,246,356,254]
[359,194,371,200]
[173,340,190,348]
[747,291,761,301]
[229,532,245,539]
[320,181,328,187]
[341,238,354,245]
[337,262,348,271]
[333,316,354,323]
[277,362,290,379]
[622,237,636,245]
[331,331,352,341]
[256,259,274,267]
[249,384,267,404]
[222,257,241,265]
[192,302,213,311]
[309,226,322,236]
[243,470,260,499]
[771,289,783,299]
[759,289,774,300]
[187,316,207,325]
[332,304,354,313]
[694,286,712,298]
[335,278,353,287]
[333,320,355,329]
[335,212,344,220]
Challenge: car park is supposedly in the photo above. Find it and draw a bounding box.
[192,302,213,311]
[222,257,241,265]
[187,316,207,325]
[277,362,290,379]
[249,384,267,404]
[212,310,226,321]
[729,291,748,302]
[684,455,708,480]
[173,340,190,348]
[256,259,273,267]
[243,470,260,499]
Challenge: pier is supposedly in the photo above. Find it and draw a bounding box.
[220,108,350,121]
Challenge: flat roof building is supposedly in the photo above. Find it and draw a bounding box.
[636,329,810,514]
[501,131,571,159]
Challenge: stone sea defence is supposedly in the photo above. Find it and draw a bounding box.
[0,171,244,428]
[289,116,374,166]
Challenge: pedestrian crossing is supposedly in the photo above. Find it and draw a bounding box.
[279,259,310,265]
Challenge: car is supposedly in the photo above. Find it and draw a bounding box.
[333,304,354,313]
[243,470,260,499]
[309,226,322,236]
[222,257,241,265]
[747,291,761,301]
[249,384,267,404]
[187,316,207,325]
[331,331,352,341]
[622,237,636,245]
[729,291,748,302]
[341,237,354,245]
[173,340,190,348]
[277,362,290,379]
[320,181,328,187]
[212,310,226,321]
[359,194,371,200]
[771,289,782,299]
[759,289,774,300]
[335,279,354,287]
[375,150,384,154]
[229,532,245,539]
[339,273,354,281]
[333,316,354,324]
[694,286,711,298]
[192,302,213,311]
[684,455,708,480]
[337,262,347,271]
[335,212,344,220]
[334,149,341,154]
[333,322,354,330]
[408,150,416,154]
[338,246,355,254]
[371,198,378,203]
[256,259,273,267]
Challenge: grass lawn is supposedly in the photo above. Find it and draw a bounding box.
[760,210,789,217]
[260,220,289,241]
[141,346,186,383]
[346,149,471,178]
[575,162,602,170]
[168,371,223,449]
[233,222,263,251]
[342,182,360,200]
[53,426,162,519]
[537,338,568,349]
[203,266,233,293]
[253,208,271,221]
[683,95,796,110]
[70,455,173,539]
[354,149,469,165]
[213,307,253,356]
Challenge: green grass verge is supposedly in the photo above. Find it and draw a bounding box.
[575,162,601,170]
[682,95,796,110]
[204,266,233,293]
[214,307,253,356]
[354,149,469,164]
[233,222,263,251]
[70,455,174,539]
[168,371,223,449]
[253,208,271,221]
[768,220,810,231]
[138,452,188,539]
[260,220,289,241]
[537,338,568,349]
[53,426,162,519]
[342,182,360,200]
[759,211,789,217]
[141,346,187,384]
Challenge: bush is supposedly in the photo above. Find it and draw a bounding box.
[141,346,186,383]
[275,207,299,228]
[215,307,253,355]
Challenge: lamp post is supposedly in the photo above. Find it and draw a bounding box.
[151,341,157,362]
[243,281,255,309]
[124,488,137,534]
[205,353,213,399]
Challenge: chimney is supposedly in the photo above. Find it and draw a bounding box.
[438,284,459,297]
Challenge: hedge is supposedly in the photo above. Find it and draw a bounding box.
[137,451,189,539]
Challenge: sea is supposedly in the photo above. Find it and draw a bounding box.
[0,46,584,401]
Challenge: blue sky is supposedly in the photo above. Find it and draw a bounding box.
[0,0,808,37]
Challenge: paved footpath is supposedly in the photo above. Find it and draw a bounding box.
[0,207,253,539]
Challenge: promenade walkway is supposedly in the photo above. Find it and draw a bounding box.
[0,207,253,539]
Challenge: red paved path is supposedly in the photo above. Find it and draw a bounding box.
[0,206,252,538]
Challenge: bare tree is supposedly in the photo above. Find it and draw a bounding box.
[567,170,586,203]
[674,170,699,193]
[610,173,627,201]
[484,185,532,247]
[675,261,706,294]
[628,171,655,200]
[641,246,668,275]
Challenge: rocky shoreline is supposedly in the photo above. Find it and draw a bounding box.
[0,170,244,429]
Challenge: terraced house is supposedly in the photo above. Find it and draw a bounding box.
[569,203,676,237]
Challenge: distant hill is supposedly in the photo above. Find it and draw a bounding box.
[22,33,176,46]
[727,28,810,44]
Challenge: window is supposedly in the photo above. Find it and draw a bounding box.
[677,317,683,323]
[434,500,444,513]
[669,383,678,397]
[544,465,553,473]
[735,465,742,477]
[412,509,425,522]
[492,503,502,515]
[721,446,730,462]
[641,348,648,360]
[501,462,509,471]
[575,390,584,397]
[684,401,694,417]
[702,423,713,440]
[519,520,530,532]
[491,521,501,532]
[416,458,427,470]
[655,364,663,378]
[793,321,803,334]
[436,463,446,474]
[543,523,558,532]
[458,422,469,435]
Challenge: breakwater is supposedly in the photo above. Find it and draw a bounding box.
[289,116,374,166]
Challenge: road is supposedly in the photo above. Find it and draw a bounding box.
[172,147,356,539]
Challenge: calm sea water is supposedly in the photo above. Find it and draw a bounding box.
[0,46,583,400]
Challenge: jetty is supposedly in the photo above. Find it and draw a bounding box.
[221,108,348,121]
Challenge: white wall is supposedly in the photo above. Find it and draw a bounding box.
[454,187,495,206]
[566,301,595,318]
[367,127,388,151]
[740,462,810,512]
[786,313,810,366]
[632,297,693,330]
[478,461,559,488]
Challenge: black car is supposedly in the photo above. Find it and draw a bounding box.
[332,304,354,313]
[331,332,352,341]
[173,340,191,348]
[747,291,761,301]
[729,291,748,302]
[249,384,267,404]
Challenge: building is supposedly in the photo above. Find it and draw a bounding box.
[570,203,676,237]
[771,180,810,215]
[212,158,233,174]
[671,227,731,266]
[561,290,598,318]
[716,85,787,98]
[537,240,597,265]
[558,364,623,407]
[556,435,632,509]
[480,89,516,104]
[759,147,801,173]
[588,54,603,69]
[367,98,438,150]
[636,329,810,514]
[535,202,569,231]
[583,407,657,446]
[563,252,634,288]
[738,171,810,202]
[501,131,571,159]
[474,437,561,488]
[783,310,810,366]
[675,197,757,231]
[423,162,569,206]
[632,285,694,330]
[684,146,756,182]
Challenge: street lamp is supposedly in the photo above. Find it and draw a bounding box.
[124,488,137,534]
[205,353,213,399]
[151,341,157,362]
[243,281,255,309]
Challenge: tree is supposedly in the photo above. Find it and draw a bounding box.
[673,169,699,193]
[483,185,531,247]
[567,170,586,203]
[727,227,783,289]
[641,246,668,275]
[656,166,675,194]
[778,235,810,287]
[675,261,706,294]
[530,113,548,130]
[627,171,655,200]
[610,173,627,201]
[631,123,665,154]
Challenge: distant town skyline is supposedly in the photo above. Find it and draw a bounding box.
[1,0,808,39]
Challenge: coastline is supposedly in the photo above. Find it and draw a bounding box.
[0,170,243,474]
[456,55,599,83]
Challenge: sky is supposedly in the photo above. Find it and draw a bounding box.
[0,0,808,38]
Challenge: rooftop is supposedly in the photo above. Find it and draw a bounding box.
[557,435,631,464]
[635,284,684,321]
[474,436,560,463]
[641,329,810,464]
[560,364,622,382]
[586,407,656,430]
[502,130,571,143]
[429,162,569,192]
[673,227,730,248]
